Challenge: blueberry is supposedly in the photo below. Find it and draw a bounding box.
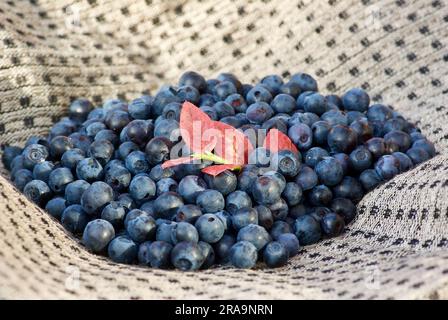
[321,212,345,237]
[10,155,25,178]
[359,169,383,191]
[260,75,283,95]
[342,88,370,112]
[140,201,155,216]
[315,157,344,186]
[156,221,176,244]
[383,118,408,134]
[365,137,387,160]
[103,99,127,112]
[125,151,149,175]
[82,219,115,252]
[350,118,373,142]
[410,131,426,143]
[45,197,67,220]
[304,147,329,168]
[214,81,237,101]
[277,233,300,257]
[331,198,356,224]
[303,92,326,115]
[176,85,200,104]
[213,234,236,263]
[392,152,413,172]
[255,205,274,230]
[127,214,156,243]
[268,198,289,221]
[32,161,55,183]
[195,214,225,243]
[156,178,178,195]
[145,137,172,166]
[347,111,365,123]
[100,201,126,229]
[214,101,235,119]
[308,185,333,206]
[199,106,219,120]
[14,169,33,191]
[366,104,393,123]
[246,84,272,104]
[406,147,430,165]
[48,167,74,193]
[327,125,358,153]
[288,123,313,150]
[23,180,52,206]
[146,241,173,269]
[69,132,92,153]
[61,204,89,234]
[153,192,184,219]
[231,207,258,231]
[129,174,156,202]
[224,93,247,113]
[49,136,74,159]
[171,241,204,271]
[76,157,103,182]
[412,139,436,157]
[128,96,152,120]
[149,164,175,181]
[248,147,272,167]
[374,155,401,180]
[175,204,203,223]
[22,143,49,170]
[321,110,348,126]
[261,117,288,135]
[311,121,331,146]
[196,190,225,213]
[294,215,321,245]
[246,102,274,124]
[218,73,244,93]
[271,150,301,177]
[65,180,90,205]
[290,73,318,92]
[61,149,85,170]
[295,165,318,190]
[332,176,364,203]
[282,182,303,207]
[1,145,22,170]
[87,108,106,121]
[262,171,286,192]
[384,130,411,152]
[270,220,292,240]
[124,119,154,146]
[263,241,289,268]
[104,164,131,192]
[237,224,271,251]
[270,93,296,114]
[178,175,207,204]
[118,193,136,211]
[229,241,258,269]
[349,146,372,172]
[152,87,182,116]
[162,102,182,121]
[69,98,93,123]
[81,181,114,215]
[179,71,207,92]
[204,170,237,196]
[86,121,106,137]
[108,236,138,264]
[105,110,131,132]
[252,175,282,205]
[137,241,153,265]
[279,81,302,98]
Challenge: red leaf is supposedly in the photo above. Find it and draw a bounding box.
[263,129,298,154]
[179,101,217,154]
[161,156,194,169]
[201,164,241,176]
[213,121,254,165]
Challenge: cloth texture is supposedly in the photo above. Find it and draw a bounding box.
[0,0,448,299]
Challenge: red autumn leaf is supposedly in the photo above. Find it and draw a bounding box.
[213,120,254,165]
[179,101,217,154]
[263,128,298,154]
[161,156,194,169]
[201,164,241,176]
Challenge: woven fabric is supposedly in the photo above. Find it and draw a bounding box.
[1,0,448,299]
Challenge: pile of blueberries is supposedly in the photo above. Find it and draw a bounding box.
[2,71,436,270]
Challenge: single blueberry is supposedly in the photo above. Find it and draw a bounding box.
[127,214,157,243]
[331,198,357,224]
[83,219,115,252]
[359,169,383,191]
[321,212,345,237]
[61,204,89,234]
[175,204,203,224]
[237,224,271,251]
[146,241,173,269]
[263,241,289,268]
[229,241,258,269]
[45,196,67,220]
[231,207,258,231]
[294,215,321,245]
[101,201,126,229]
[277,233,300,257]
[204,170,237,196]
[48,167,74,194]
[65,180,90,205]
[76,157,103,182]
[282,182,303,207]
[171,241,204,271]
[288,123,313,150]
[342,88,370,112]
[196,190,225,213]
[108,236,138,264]
[195,214,225,244]
[374,155,401,180]
[81,181,114,215]
[32,161,55,183]
[315,157,344,187]
[178,175,207,204]
[295,165,318,191]
[129,174,156,202]
[125,151,149,175]
[23,180,52,206]
[153,192,184,219]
